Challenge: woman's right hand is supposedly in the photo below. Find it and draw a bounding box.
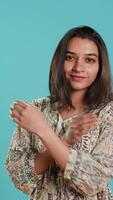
[63,113,100,146]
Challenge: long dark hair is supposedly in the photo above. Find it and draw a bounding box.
[49,26,113,109]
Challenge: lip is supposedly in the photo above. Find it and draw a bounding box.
[70,74,87,81]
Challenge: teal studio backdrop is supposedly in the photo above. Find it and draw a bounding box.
[0,0,113,199]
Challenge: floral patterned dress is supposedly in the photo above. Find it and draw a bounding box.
[5,96,113,200]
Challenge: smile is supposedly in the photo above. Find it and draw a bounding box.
[70,74,87,81]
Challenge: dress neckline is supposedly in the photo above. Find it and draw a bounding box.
[59,108,92,123]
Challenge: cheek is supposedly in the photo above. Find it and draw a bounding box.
[64,62,72,73]
[88,66,99,82]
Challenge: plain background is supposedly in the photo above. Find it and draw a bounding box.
[0,0,113,199]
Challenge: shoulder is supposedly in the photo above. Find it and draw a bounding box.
[97,101,113,132]
[99,101,113,117]
[32,96,51,111]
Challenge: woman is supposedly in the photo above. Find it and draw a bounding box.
[6,26,113,200]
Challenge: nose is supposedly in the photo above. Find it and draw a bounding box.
[72,58,84,72]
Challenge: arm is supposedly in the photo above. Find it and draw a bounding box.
[35,113,98,174]
[35,106,113,196]
[35,150,54,174]
[5,126,43,195]
[10,100,113,196]
[35,138,71,174]
[10,101,70,171]
[62,107,113,196]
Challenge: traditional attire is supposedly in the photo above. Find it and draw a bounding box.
[5,96,113,200]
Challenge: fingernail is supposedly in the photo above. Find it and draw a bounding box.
[9,110,12,115]
[9,114,13,120]
[10,106,14,112]
[11,101,17,107]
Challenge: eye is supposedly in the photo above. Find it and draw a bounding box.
[85,57,96,63]
[65,54,74,62]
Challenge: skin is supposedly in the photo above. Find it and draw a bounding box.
[61,37,99,144]
[10,37,100,173]
[64,37,99,105]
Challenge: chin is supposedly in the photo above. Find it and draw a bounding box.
[70,84,89,92]
[70,84,85,90]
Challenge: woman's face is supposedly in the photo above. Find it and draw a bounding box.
[64,37,99,93]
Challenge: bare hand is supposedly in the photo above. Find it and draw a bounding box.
[63,113,99,146]
[10,101,49,135]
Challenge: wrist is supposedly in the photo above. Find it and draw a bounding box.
[61,137,71,148]
[36,123,53,140]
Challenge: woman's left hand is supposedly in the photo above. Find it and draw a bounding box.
[10,101,49,135]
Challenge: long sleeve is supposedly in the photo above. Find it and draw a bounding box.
[63,103,113,197]
[5,97,51,195]
[5,126,43,195]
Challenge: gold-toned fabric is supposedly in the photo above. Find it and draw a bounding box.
[5,96,113,200]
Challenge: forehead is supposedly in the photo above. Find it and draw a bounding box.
[67,37,99,55]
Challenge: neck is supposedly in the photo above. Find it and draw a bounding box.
[71,90,87,110]
[59,91,88,120]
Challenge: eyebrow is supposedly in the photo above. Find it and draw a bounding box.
[66,51,98,57]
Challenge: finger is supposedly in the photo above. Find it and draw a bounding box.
[9,113,14,121]
[15,101,28,109]
[72,116,99,126]
[74,120,96,132]
[77,123,95,135]
[81,124,93,132]
[10,101,17,111]
[72,115,96,124]
[14,104,24,113]
[68,123,96,143]
[83,117,100,125]
[79,114,98,122]
[72,113,96,120]
[82,113,97,118]
[10,109,21,119]
[10,101,25,113]
[11,115,20,124]
[71,119,96,130]
[82,119,98,126]
[70,122,95,136]
[74,113,97,121]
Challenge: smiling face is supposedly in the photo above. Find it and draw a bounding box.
[64,37,99,94]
